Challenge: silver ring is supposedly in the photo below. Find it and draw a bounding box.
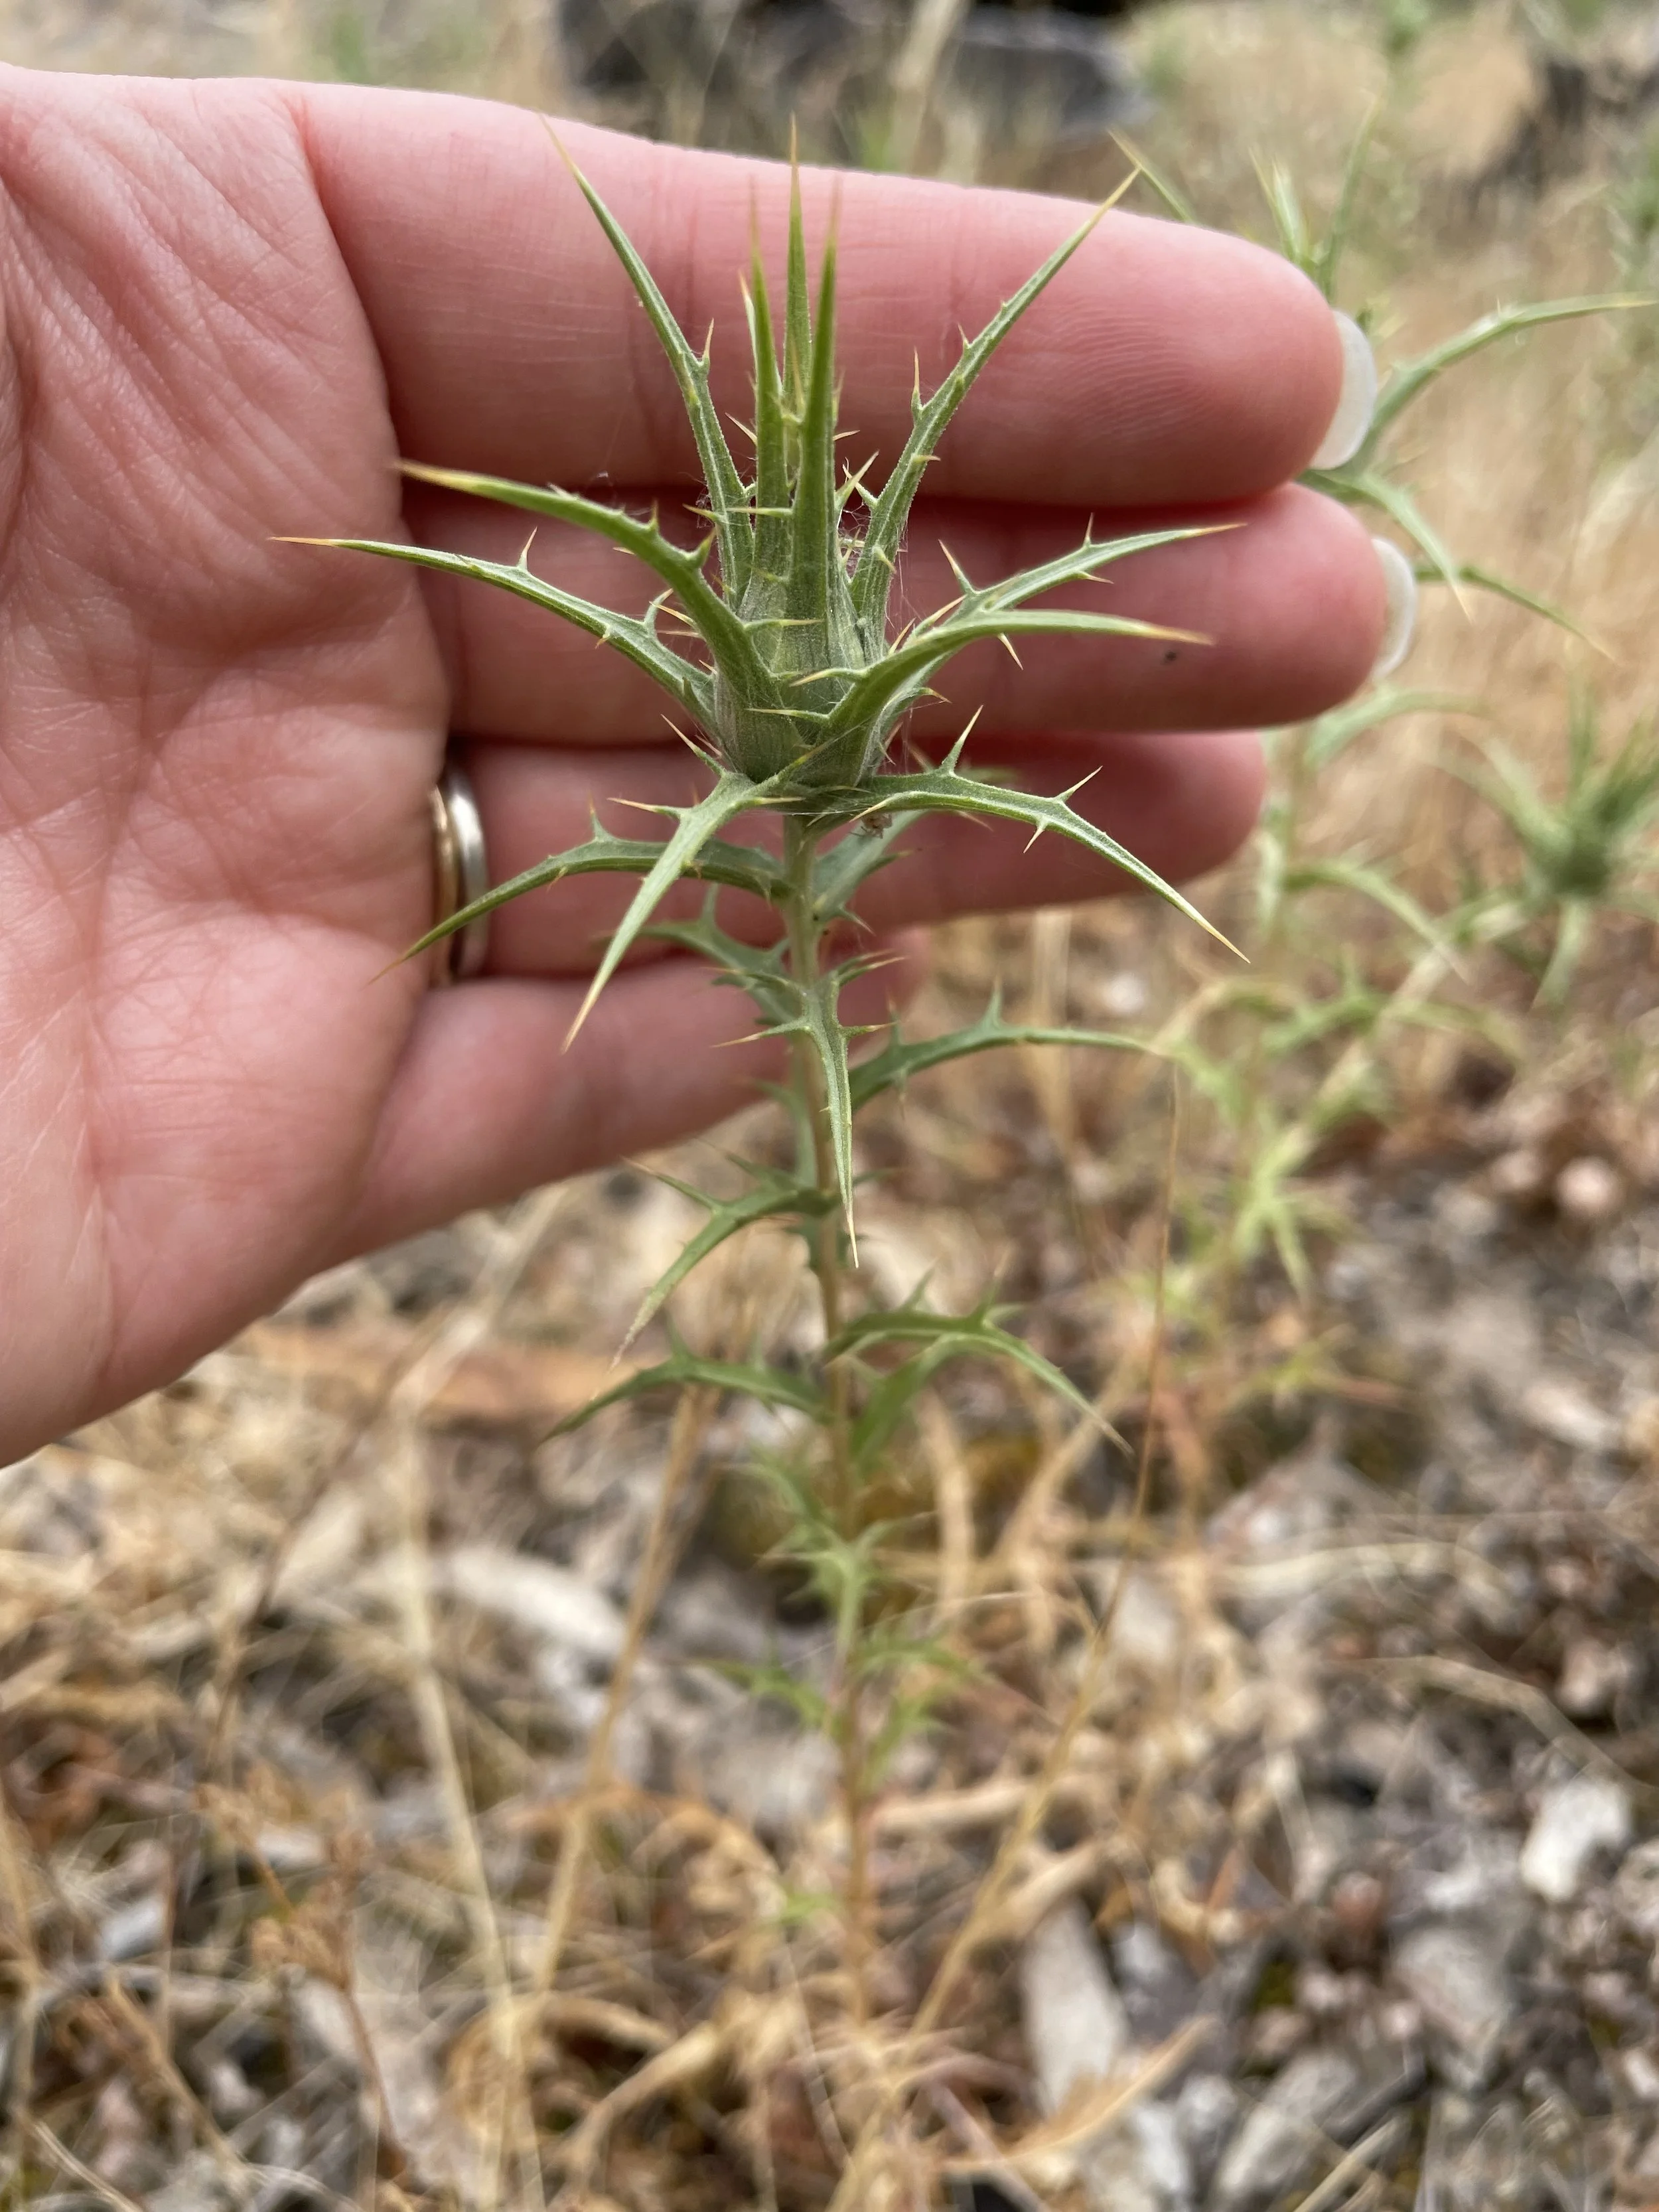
[430,760,490,986]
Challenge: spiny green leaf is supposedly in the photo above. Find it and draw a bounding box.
[402,820,788,967]
[553,137,755,600]
[1282,855,1457,960]
[621,1164,833,1347]
[783,159,813,432]
[1370,296,1645,445]
[1444,741,1573,853]
[745,249,792,582]
[810,812,920,921]
[1313,469,1465,597]
[399,462,776,701]
[851,196,1121,638]
[1305,688,1482,773]
[937,522,1226,623]
[849,991,1149,1110]
[1258,971,1390,1057]
[646,901,799,1029]
[715,1658,830,1730]
[794,966,862,1224]
[852,740,1236,951]
[1538,899,1595,1005]
[812,606,1206,772]
[1415,557,1605,648]
[831,1297,1113,1470]
[788,228,853,641]
[298,536,711,713]
[1312,102,1382,303]
[569,768,780,1039]
[1257,156,1309,271]
[549,1341,826,1434]
[1110,133,1196,224]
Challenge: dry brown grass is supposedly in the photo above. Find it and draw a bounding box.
[3,3,1659,2206]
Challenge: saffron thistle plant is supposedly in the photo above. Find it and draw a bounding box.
[325,163,1215,1431]
[318,161,1220,2009]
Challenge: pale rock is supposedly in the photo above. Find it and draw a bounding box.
[1632,2118,1659,2185]
[97,1892,166,1962]
[695,1718,836,1836]
[146,2152,234,2212]
[658,1562,776,1662]
[1518,1377,1621,1454]
[1294,1799,1366,1905]
[1119,2100,1193,2210]
[1615,1837,1659,1937]
[257,2111,309,2179]
[1244,2008,1309,2067]
[1212,2046,1364,2207]
[89,2072,147,2187]
[1555,1153,1624,1225]
[1392,1922,1512,2089]
[437,1543,624,1662]
[372,1779,449,1845]
[257,1824,326,1874]
[1111,1919,1200,2044]
[1409,1830,1523,1925]
[1297,1965,1355,2020]
[1556,1635,1632,1718]
[1090,969,1149,1021]
[532,1641,609,1728]
[1206,1445,1367,1558]
[1019,1902,1190,2211]
[1174,2071,1240,2185]
[1418,1290,1539,1402]
[1020,1899,1134,2106]
[1522,1771,1633,1903]
[1105,1568,1182,1678]
[1378,1997,1423,2045]
[202,2055,261,2123]
[1623,2044,1659,2106]
[295,1923,479,2192]
[1490,1146,1547,1203]
[1435,1184,1500,1242]
[273,1478,368,1599]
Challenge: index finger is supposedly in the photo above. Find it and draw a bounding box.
[295,91,1346,508]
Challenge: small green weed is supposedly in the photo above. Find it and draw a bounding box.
[1451,690,1659,1001]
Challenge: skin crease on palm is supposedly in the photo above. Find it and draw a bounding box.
[0,66,1388,1463]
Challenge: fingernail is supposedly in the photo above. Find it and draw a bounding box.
[1370,537,1417,679]
[1311,311,1378,471]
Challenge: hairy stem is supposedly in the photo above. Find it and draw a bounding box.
[783,816,857,1526]
[780,813,873,2028]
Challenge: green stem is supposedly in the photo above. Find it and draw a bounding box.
[782,817,858,1529]
[780,813,872,2028]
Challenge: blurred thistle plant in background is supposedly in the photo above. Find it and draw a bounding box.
[1096,126,1638,1450]
[1450,688,1659,1002]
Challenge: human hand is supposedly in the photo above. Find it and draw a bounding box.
[0,70,1386,1460]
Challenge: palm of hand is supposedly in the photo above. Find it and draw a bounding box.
[0,92,443,1447]
[0,72,1378,1458]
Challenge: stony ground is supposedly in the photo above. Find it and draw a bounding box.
[7,960,1659,2207]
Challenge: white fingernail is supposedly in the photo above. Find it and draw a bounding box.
[1370,537,1417,679]
[1311,311,1378,470]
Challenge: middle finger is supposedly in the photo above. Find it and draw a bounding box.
[464,724,1266,978]
[406,480,1385,746]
